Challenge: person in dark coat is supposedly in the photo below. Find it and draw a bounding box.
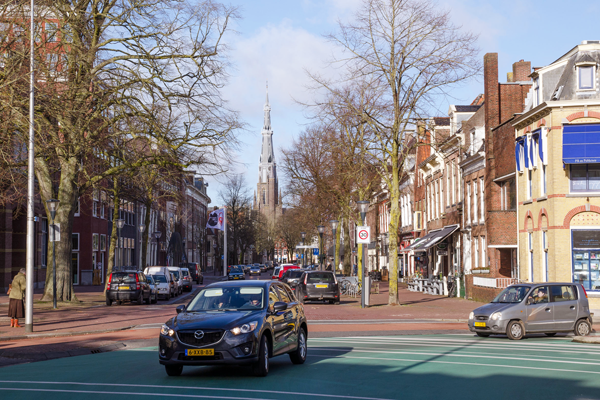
[8,268,26,328]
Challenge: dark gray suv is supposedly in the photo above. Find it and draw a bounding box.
[468,283,593,340]
[106,271,152,306]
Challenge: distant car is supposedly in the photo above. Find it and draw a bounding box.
[271,266,281,280]
[146,275,159,304]
[259,264,268,273]
[468,283,593,340]
[295,271,340,304]
[158,280,308,377]
[151,274,172,300]
[145,266,175,297]
[180,262,204,285]
[180,268,193,292]
[106,271,153,306]
[250,266,262,276]
[276,264,300,280]
[168,267,184,295]
[243,265,251,273]
[281,269,305,291]
[228,266,245,280]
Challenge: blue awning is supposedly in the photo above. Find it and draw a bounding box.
[563,124,600,164]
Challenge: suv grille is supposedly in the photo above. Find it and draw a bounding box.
[177,330,224,347]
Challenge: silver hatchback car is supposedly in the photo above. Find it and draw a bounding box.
[468,283,593,340]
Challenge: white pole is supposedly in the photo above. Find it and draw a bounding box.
[223,207,227,276]
[25,0,36,333]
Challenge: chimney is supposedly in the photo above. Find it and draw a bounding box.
[484,53,500,133]
[506,72,514,83]
[512,59,531,82]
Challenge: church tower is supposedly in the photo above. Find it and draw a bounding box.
[253,83,283,222]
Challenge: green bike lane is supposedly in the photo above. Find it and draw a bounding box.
[1,334,600,400]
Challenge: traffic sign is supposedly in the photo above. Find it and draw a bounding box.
[313,248,319,255]
[357,226,370,244]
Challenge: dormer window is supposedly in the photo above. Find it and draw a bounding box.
[533,78,540,106]
[578,65,595,90]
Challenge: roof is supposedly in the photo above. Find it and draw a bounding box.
[455,105,482,112]
[433,117,450,126]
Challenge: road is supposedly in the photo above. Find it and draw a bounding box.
[1,334,600,399]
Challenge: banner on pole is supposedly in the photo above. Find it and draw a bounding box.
[206,208,226,230]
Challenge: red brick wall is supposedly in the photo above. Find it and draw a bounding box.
[465,274,503,302]
[499,84,529,124]
[492,121,517,179]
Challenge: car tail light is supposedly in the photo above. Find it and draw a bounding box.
[136,274,140,290]
[582,284,588,298]
[106,274,112,291]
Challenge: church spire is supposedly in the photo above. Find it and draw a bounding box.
[263,81,271,131]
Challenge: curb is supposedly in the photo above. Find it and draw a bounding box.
[572,335,600,344]
[0,325,135,342]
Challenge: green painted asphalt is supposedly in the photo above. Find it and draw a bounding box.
[1,334,600,399]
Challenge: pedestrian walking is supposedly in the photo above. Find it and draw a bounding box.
[8,268,26,328]
[339,261,343,273]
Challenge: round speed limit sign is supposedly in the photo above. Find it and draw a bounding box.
[357,226,370,243]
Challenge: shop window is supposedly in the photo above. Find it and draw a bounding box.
[572,230,600,290]
[570,164,600,192]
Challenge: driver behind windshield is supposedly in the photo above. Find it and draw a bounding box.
[242,293,262,308]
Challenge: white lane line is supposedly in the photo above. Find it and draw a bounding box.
[0,381,393,400]
[0,388,269,400]
[308,354,600,376]
[309,347,600,367]
[308,340,600,356]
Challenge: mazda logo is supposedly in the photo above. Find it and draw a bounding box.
[194,330,205,340]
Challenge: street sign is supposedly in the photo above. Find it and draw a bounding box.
[313,248,319,255]
[357,226,370,244]
[49,223,60,242]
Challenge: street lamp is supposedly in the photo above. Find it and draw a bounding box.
[46,199,60,309]
[116,219,125,269]
[153,231,162,265]
[357,200,369,308]
[138,224,145,269]
[317,225,325,271]
[330,220,339,274]
[301,232,306,268]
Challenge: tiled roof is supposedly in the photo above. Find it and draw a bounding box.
[455,105,481,112]
[433,117,450,126]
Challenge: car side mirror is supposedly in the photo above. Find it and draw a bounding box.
[176,305,186,314]
[272,301,287,313]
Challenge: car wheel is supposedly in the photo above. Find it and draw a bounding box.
[476,332,490,337]
[575,319,591,336]
[545,332,557,337]
[106,298,112,306]
[507,320,525,340]
[116,300,122,305]
[252,335,270,377]
[165,365,183,377]
[289,328,307,365]
[137,293,144,305]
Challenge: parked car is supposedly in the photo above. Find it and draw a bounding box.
[151,274,172,300]
[259,264,267,273]
[168,267,184,295]
[106,270,153,306]
[271,266,281,280]
[145,266,175,298]
[180,262,204,285]
[276,264,300,280]
[250,266,262,276]
[180,268,193,292]
[146,275,159,304]
[228,266,245,280]
[468,283,593,340]
[295,271,340,304]
[158,280,308,377]
[281,269,305,291]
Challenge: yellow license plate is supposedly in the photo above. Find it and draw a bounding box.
[118,285,130,290]
[316,284,328,288]
[185,349,214,356]
[474,322,486,327]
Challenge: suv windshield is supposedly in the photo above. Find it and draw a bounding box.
[112,272,137,283]
[152,275,167,283]
[187,287,265,311]
[491,286,530,303]
[181,270,189,277]
[170,271,180,280]
[307,272,335,283]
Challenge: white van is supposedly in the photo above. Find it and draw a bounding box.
[144,266,175,298]
[167,267,184,296]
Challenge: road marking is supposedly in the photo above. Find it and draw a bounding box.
[309,347,600,367]
[0,381,394,400]
[0,388,270,400]
[308,354,600,376]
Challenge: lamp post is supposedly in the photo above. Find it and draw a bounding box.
[301,232,306,268]
[153,231,162,265]
[46,199,60,309]
[330,220,339,274]
[139,223,145,269]
[357,201,369,308]
[317,225,325,271]
[116,219,125,269]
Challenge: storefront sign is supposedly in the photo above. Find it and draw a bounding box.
[437,242,448,250]
[573,230,600,249]
[437,250,448,256]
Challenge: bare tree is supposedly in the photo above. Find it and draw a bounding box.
[219,174,253,264]
[308,0,479,304]
[0,1,241,301]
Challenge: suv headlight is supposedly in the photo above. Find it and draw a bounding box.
[490,312,502,321]
[160,324,175,337]
[230,321,258,335]
[469,312,474,320]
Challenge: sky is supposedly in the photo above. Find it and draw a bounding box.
[206,0,600,205]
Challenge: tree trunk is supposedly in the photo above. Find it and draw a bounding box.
[388,144,401,306]
[104,180,120,295]
[140,199,152,270]
[343,217,351,275]
[335,215,341,274]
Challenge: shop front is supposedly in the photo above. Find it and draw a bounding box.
[572,229,600,291]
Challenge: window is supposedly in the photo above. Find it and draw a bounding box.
[528,232,533,282]
[579,66,594,90]
[93,201,98,217]
[474,238,479,270]
[481,236,486,269]
[527,170,532,199]
[100,234,106,251]
[92,233,99,251]
[466,184,471,225]
[46,22,58,42]
[543,231,548,282]
[275,285,291,303]
[533,78,540,106]
[473,181,478,224]
[541,165,547,196]
[479,178,484,222]
[508,179,516,209]
[268,286,280,307]
[570,164,600,192]
[72,233,80,252]
[74,198,80,216]
[550,285,577,302]
[470,130,476,154]
[451,162,456,204]
[446,166,450,207]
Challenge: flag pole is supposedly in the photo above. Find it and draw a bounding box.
[223,207,227,276]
